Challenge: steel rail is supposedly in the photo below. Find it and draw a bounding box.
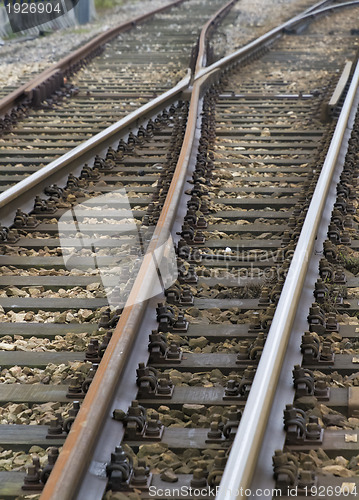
[0,71,190,226]
[216,58,359,500]
[195,0,359,81]
[0,0,186,117]
[38,0,235,495]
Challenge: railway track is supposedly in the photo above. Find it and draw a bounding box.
[0,1,358,499]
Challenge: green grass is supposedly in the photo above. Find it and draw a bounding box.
[95,0,124,11]
[338,252,359,276]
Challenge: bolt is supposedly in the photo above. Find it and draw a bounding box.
[144,414,162,437]
[224,379,239,397]
[166,342,181,359]
[157,377,172,395]
[190,468,207,488]
[207,422,222,440]
[47,417,63,438]
[130,467,148,486]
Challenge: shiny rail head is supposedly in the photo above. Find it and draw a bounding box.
[58,188,178,308]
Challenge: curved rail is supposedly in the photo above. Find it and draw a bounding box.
[195,0,359,82]
[38,3,234,499]
[34,0,359,498]
[194,0,237,74]
[39,44,219,500]
[0,0,185,118]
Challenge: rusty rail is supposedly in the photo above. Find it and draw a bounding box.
[39,36,215,500]
[194,0,238,75]
[38,2,238,498]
